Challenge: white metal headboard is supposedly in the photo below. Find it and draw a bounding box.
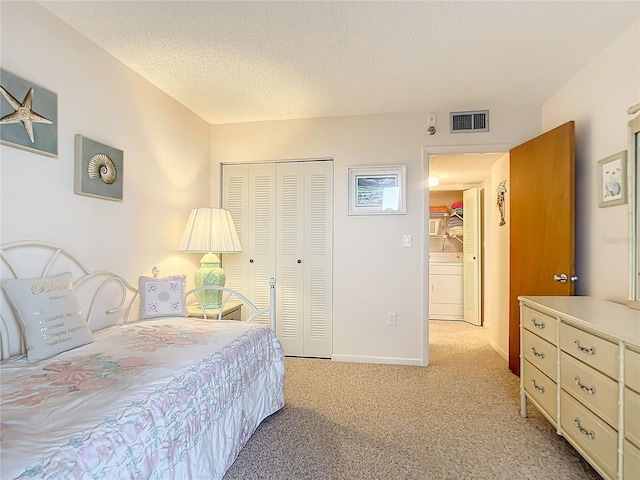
[0,241,277,360]
[0,241,140,359]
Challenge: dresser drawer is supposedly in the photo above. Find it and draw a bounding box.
[625,387,640,448]
[626,347,640,393]
[522,306,557,345]
[560,323,618,379]
[624,439,640,480]
[560,391,618,480]
[523,329,558,380]
[561,351,618,428]
[523,360,557,422]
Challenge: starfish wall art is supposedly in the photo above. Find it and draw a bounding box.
[0,69,57,157]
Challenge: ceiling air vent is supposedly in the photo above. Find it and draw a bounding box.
[450,110,489,133]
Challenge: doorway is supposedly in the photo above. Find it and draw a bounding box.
[423,145,511,361]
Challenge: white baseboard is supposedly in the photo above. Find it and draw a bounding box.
[331,354,424,366]
[488,338,508,361]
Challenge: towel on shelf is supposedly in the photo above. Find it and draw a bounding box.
[451,201,463,209]
[448,216,463,227]
[430,205,449,213]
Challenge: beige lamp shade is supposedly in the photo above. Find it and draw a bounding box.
[178,208,242,253]
[178,207,242,309]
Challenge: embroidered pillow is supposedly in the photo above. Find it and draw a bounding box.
[138,275,187,319]
[1,272,94,363]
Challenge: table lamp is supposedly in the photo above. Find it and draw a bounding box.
[178,207,242,308]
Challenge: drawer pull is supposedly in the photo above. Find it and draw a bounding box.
[573,418,596,440]
[573,340,596,355]
[531,379,545,393]
[574,376,596,395]
[531,347,545,359]
[531,318,545,329]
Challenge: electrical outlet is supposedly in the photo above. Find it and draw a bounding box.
[403,234,412,247]
[388,313,397,326]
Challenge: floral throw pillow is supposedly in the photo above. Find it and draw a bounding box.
[138,275,187,319]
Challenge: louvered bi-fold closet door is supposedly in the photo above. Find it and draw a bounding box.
[463,187,481,326]
[276,161,333,358]
[222,163,276,323]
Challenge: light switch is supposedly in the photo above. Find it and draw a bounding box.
[403,234,412,247]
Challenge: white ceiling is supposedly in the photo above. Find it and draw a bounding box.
[38,1,639,127]
[36,1,639,190]
[428,152,506,191]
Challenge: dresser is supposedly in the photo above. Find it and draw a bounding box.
[519,296,640,480]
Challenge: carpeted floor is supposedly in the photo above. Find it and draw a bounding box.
[223,320,601,479]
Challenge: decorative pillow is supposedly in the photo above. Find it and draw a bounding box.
[138,275,187,319]
[1,272,94,363]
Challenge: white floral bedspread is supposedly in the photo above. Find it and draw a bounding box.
[0,318,285,480]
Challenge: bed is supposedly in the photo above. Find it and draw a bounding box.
[0,241,285,480]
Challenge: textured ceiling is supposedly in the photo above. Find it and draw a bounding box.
[36,1,639,190]
[38,1,639,126]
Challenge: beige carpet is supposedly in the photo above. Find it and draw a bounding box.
[223,320,601,479]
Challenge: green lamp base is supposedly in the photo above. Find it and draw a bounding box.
[194,253,226,308]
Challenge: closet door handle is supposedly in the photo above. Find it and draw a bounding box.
[249,259,254,263]
[297,259,302,264]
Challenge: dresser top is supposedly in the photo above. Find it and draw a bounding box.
[519,296,640,348]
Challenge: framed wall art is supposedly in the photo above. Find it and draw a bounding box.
[74,134,124,201]
[348,165,406,215]
[0,69,58,157]
[597,150,627,208]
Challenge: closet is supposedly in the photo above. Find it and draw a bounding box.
[222,160,333,358]
[428,191,464,321]
[428,187,481,325]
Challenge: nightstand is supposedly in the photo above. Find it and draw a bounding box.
[187,302,243,320]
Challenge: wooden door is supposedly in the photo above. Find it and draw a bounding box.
[463,187,481,325]
[508,121,575,374]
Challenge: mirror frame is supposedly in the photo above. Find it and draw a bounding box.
[628,114,640,310]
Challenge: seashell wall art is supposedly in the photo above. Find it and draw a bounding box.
[74,134,124,201]
[88,153,117,184]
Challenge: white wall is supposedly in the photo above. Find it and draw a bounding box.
[9,0,623,365]
[211,109,540,365]
[542,20,639,304]
[487,154,510,360]
[0,2,211,287]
